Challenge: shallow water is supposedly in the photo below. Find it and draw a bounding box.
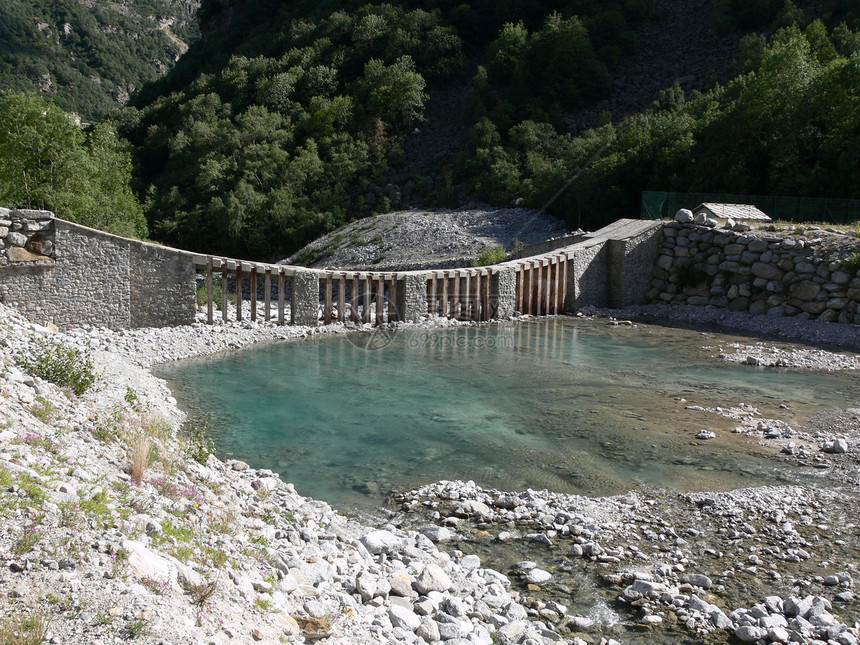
[157,319,860,510]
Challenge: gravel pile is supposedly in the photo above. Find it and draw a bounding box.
[283,206,568,271]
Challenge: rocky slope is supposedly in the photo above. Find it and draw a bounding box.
[284,206,568,270]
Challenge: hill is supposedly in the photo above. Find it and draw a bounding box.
[0,0,200,120]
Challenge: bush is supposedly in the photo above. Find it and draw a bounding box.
[472,244,508,266]
[16,337,99,396]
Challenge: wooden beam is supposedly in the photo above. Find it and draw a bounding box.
[206,257,214,325]
[250,266,258,321]
[363,275,372,324]
[264,269,271,322]
[545,259,552,315]
[535,261,542,316]
[324,274,333,325]
[221,262,229,323]
[338,275,346,323]
[278,270,285,326]
[516,264,524,315]
[523,264,531,315]
[428,274,437,316]
[452,272,460,320]
[561,252,569,312]
[351,274,360,323]
[235,264,243,321]
[441,272,449,318]
[375,275,384,325]
[388,277,397,322]
[473,270,481,321]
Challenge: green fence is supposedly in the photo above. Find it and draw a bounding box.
[641,191,860,224]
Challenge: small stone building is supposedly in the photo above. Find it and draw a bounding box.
[694,203,772,223]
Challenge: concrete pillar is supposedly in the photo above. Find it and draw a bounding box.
[396,273,428,322]
[292,270,320,326]
[491,267,516,319]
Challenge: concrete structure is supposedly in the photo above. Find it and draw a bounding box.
[1,210,664,330]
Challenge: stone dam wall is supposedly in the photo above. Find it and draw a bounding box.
[649,221,860,324]
[0,208,664,330]
[0,208,197,329]
[4,207,858,331]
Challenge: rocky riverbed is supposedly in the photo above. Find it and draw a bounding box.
[1,298,859,645]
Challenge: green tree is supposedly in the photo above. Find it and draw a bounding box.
[0,92,146,236]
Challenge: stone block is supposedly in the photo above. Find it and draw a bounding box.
[7,231,27,247]
[751,262,783,280]
[749,300,769,315]
[7,246,51,262]
[789,281,820,300]
[729,297,749,311]
[11,209,54,220]
[801,302,826,315]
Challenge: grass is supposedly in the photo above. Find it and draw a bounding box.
[129,435,152,485]
[125,617,153,639]
[28,396,57,424]
[0,609,51,645]
[196,281,237,308]
[11,523,42,555]
[843,251,860,273]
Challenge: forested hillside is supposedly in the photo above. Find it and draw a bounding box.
[0,0,199,120]
[1,0,858,260]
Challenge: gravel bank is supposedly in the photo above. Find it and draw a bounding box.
[2,298,859,645]
[0,303,560,645]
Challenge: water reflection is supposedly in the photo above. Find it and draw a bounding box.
[156,318,860,510]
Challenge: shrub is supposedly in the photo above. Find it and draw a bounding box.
[843,251,860,274]
[16,338,99,396]
[185,422,215,465]
[472,245,508,267]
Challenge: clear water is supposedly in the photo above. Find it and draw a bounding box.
[156,319,860,510]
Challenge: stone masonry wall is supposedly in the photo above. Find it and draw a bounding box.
[0,208,56,264]
[0,214,197,329]
[649,222,860,323]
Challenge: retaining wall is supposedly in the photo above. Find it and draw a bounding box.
[649,222,860,323]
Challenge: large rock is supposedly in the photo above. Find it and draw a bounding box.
[388,605,421,631]
[751,262,784,280]
[455,499,492,518]
[525,568,552,585]
[122,539,203,591]
[359,530,401,554]
[415,563,452,594]
[790,280,821,300]
[675,209,694,223]
[683,573,713,589]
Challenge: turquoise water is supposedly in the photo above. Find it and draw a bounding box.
[157,319,860,510]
